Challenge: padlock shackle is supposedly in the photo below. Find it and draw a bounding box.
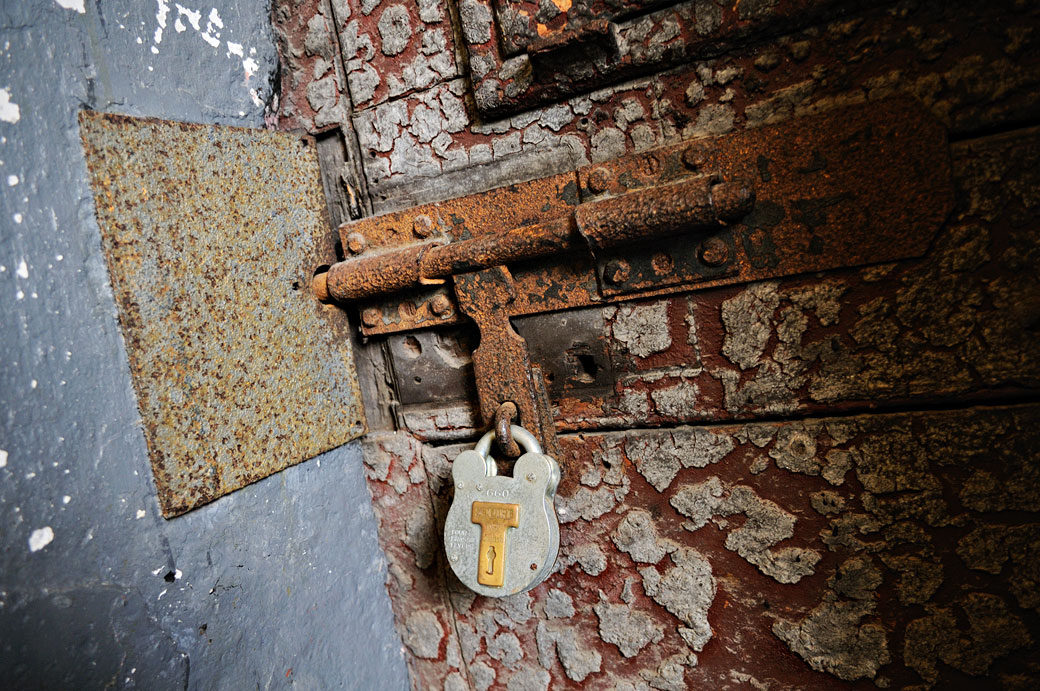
[475,424,542,458]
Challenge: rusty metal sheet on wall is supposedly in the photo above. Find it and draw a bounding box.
[79,111,365,517]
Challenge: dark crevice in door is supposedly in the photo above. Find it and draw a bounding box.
[550,392,1040,441]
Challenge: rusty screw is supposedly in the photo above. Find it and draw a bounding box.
[586,167,611,194]
[699,237,730,267]
[346,232,366,255]
[641,153,661,176]
[682,141,712,170]
[413,215,433,238]
[651,252,674,275]
[603,259,631,285]
[361,307,381,328]
[430,294,453,317]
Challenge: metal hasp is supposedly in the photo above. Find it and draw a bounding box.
[80,112,366,517]
[316,99,953,455]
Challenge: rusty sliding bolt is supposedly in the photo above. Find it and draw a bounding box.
[313,176,754,302]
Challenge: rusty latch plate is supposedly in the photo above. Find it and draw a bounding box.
[80,112,365,517]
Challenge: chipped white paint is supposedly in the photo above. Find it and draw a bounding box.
[136,509,146,519]
[0,449,7,468]
[176,4,202,31]
[15,259,27,278]
[150,4,257,86]
[62,495,71,504]
[7,174,17,185]
[0,88,19,123]
[153,0,170,46]
[174,569,183,579]
[25,471,35,479]
[54,0,85,13]
[28,526,54,552]
[15,290,24,300]
[30,379,37,389]
[243,57,259,80]
[151,566,164,575]
[13,212,23,223]
[249,88,262,107]
[54,0,85,12]
[201,8,222,47]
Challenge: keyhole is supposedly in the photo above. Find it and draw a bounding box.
[486,545,497,575]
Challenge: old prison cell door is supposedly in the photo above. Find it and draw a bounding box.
[274,0,1040,688]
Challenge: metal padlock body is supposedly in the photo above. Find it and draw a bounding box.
[444,425,561,597]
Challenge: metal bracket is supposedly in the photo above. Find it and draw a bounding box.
[314,99,954,454]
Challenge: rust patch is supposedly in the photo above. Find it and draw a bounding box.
[79,111,365,517]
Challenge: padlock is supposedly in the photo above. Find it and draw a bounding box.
[443,424,561,597]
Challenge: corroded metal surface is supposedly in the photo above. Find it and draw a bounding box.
[334,98,951,336]
[454,267,563,459]
[318,174,749,301]
[79,111,366,517]
[494,401,521,458]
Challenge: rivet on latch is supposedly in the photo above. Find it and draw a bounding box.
[682,141,712,170]
[346,232,366,255]
[603,258,631,285]
[651,252,674,275]
[699,236,730,267]
[413,215,434,238]
[641,153,661,176]
[430,293,453,318]
[586,167,611,194]
[361,307,381,328]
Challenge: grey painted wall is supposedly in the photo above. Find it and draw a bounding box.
[0,1,408,688]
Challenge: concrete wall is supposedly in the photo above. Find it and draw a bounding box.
[0,2,408,688]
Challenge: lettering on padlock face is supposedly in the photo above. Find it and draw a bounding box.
[470,501,519,587]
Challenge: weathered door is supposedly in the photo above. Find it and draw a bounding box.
[274,0,1040,688]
